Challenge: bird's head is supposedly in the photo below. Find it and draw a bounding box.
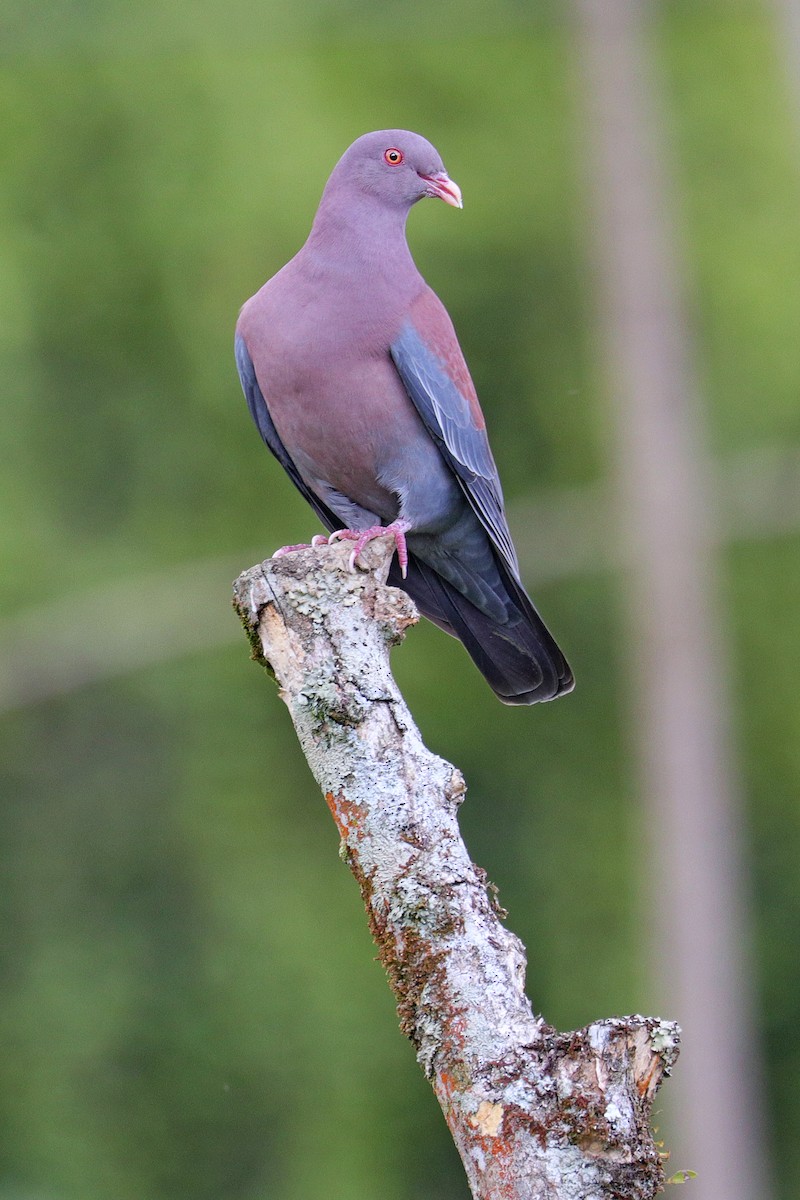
[328,129,463,213]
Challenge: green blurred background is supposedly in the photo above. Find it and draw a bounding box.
[1,2,798,1197]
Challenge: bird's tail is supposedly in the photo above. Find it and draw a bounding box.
[389,556,573,705]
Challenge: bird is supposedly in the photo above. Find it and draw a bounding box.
[235,130,573,704]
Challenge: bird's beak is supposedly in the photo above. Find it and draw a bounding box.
[420,171,463,209]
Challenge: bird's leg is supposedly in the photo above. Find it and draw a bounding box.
[329,520,411,579]
[271,534,329,560]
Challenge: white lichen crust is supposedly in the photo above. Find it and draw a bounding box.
[233,539,680,1200]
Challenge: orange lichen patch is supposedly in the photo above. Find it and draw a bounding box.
[324,790,366,841]
[433,1010,468,1062]
[635,1057,660,1097]
[471,1127,520,1197]
[434,1072,459,1132]
[493,1137,517,1181]
[433,1063,470,1117]
[631,1025,669,1099]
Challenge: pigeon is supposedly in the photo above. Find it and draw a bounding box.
[235,130,573,704]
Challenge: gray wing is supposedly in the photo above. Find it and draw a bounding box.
[390,315,520,576]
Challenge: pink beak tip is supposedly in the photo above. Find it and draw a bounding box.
[422,172,463,209]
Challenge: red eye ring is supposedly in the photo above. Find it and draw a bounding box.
[384,148,404,166]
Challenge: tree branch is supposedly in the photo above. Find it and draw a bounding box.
[233,539,679,1200]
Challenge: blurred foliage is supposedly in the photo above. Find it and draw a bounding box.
[0,2,798,1198]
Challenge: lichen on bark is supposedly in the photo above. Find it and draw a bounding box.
[233,538,679,1200]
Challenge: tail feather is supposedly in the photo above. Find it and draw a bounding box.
[388,556,573,705]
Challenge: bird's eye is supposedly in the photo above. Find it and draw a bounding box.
[384,148,404,165]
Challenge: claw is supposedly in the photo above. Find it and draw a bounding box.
[329,521,410,578]
[272,523,411,577]
[272,534,328,560]
[272,542,313,559]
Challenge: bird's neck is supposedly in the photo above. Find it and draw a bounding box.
[303,187,419,284]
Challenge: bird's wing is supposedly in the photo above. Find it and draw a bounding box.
[235,333,342,533]
[390,289,520,575]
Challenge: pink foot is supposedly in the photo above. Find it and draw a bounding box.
[329,520,411,578]
[271,534,329,560]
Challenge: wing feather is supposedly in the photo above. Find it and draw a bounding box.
[390,293,520,574]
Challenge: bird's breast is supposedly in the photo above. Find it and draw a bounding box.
[239,262,448,520]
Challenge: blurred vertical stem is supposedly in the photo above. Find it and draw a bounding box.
[775,0,800,125]
[570,2,771,1198]
[233,539,679,1200]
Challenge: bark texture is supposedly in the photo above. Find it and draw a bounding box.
[233,539,679,1200]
